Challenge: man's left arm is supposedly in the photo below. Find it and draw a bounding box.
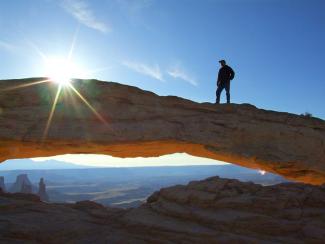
[230,67,235,80]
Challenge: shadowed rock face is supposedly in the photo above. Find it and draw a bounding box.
[124,176,325,243]
[0,78,325,184]
[1,177,325,243]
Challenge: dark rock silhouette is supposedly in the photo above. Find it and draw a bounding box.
[10,174,32,193]
[0,176,5,192]
[37,178,49,202]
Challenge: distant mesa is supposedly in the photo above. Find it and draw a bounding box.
[0,78,324,184]
[10,174,33,193]
[2,174,49,201]
[21,180,32,194]
[0,158,90,171]
[0,176,5,192]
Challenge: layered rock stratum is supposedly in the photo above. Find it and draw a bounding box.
[1,176,325,243]
[0,78,324,184]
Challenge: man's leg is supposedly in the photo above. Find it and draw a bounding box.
[225,81,230,103]
[216,84,224,104]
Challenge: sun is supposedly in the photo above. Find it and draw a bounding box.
[44,57,83,86]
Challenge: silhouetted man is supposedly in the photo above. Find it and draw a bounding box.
[216,60,235,104]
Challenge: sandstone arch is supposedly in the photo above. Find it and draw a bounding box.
[0,78,324,184]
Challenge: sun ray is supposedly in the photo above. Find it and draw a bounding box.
[68,83,108,125]
[42,85,62,141]
[26,40,47,62]
[0,79,50,92]
[67,26,80,62]
[22,27,110,142]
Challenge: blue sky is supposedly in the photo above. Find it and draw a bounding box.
[0,0,324,168]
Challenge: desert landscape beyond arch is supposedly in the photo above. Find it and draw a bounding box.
[0,78,324,184]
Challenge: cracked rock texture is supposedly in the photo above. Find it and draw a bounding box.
[125,176,325,243]
[1,177,325,243]
[0,78,325,184]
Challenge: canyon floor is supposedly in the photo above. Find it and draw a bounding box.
[1,176,325,243]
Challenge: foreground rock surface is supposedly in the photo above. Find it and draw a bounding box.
[1,177,325,243]
[0,78,325,184]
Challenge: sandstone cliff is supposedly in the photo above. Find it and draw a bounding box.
[0,78,324,184]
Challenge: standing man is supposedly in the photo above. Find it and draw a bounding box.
[216,59,235,104]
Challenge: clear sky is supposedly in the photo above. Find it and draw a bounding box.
[0,0,324,167]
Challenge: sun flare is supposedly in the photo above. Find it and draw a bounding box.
[259,170,266,175]
[40,55,108,141]
[44,57,83,86]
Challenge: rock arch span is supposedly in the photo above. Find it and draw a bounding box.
[0,78,324,184]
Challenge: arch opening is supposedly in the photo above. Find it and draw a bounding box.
[0,153,287,208]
